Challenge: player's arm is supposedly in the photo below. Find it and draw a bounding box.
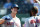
[0,16,6,24]
[0,19,5,24]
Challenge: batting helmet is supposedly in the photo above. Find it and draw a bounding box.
[11,4,19,10]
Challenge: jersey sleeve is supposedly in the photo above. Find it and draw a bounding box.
[1,16,7,20]
[1,15,10,20]
[24,20,29,27]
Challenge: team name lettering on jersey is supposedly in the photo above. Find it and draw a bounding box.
[6,22,14,25]
[30,19,36,24]
[30,19,40,24]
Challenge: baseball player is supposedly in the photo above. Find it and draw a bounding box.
[0,4,21,27]
[24,7,40,27]
[34,0,40,15]
[30,0,40,15]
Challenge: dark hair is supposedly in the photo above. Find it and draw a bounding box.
[31,7,38,14]
[30,7,38,16]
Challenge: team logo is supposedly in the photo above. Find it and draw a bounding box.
[6,22,14,25]
[30,19,40,24]
[30,19,36,24]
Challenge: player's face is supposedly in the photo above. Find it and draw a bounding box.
[11,7,18,14]
[31,11,36,16]
[31,11,33,16]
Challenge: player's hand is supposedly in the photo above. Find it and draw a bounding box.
[0,19,5,24]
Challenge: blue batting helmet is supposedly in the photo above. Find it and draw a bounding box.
[11,4,19,10]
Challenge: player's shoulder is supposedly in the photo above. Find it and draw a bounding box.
[2,14,10,19]
[25,17,32,21]
[24,17,33,22]
[16,17,20,20]
[16,17,20,19]
[26,16,35,22]
[36,16,40,19]
[28,16,34,19]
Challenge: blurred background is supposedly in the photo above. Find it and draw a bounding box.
[0,0,40,27]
